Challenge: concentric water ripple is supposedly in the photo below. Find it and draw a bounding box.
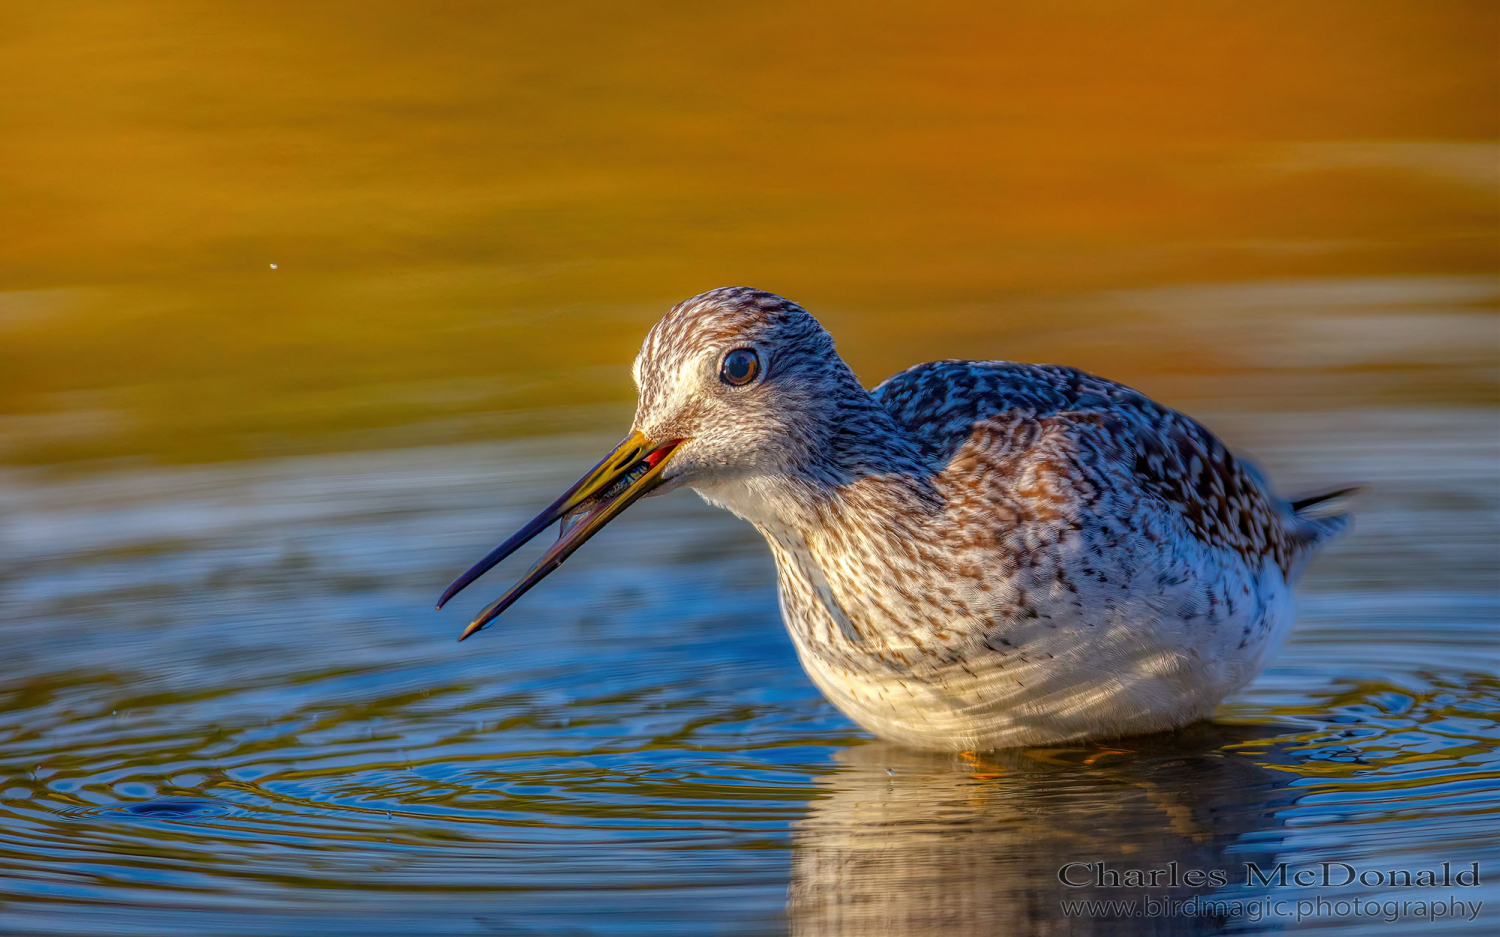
[2,414,1496,935]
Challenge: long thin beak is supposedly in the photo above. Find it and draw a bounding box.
[437,431,682,641]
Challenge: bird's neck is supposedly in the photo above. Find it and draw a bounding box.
[696,380,940,541]
[821,392,934,496]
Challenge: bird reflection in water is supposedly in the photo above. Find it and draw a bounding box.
[788,725,1296,936]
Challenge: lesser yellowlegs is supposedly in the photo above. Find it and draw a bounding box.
[438,288,1352,750]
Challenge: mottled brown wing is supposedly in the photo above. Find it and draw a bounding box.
[873,360,1324,573]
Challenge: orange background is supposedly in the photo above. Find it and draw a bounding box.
[2,1,1495,466]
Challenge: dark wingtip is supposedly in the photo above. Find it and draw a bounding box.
[1290,485,1364,513]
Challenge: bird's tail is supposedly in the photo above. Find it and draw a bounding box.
[1285,486,1359,572]
[1289,486,1361,514]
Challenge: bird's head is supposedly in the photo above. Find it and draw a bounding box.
[629,286,858,495]
[437,287,866,640]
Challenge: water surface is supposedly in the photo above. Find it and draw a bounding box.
[3,399,1496,934]
[2,3,1498,934]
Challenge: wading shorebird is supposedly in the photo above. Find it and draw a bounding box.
[437,288,1351,750]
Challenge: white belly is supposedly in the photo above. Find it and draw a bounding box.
[777,555,1297,751]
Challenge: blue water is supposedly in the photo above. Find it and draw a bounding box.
[1,408,1496,935]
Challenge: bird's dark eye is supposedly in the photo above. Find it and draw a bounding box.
[719,347,761,387]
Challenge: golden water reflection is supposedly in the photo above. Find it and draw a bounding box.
[2,2,1496,467]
